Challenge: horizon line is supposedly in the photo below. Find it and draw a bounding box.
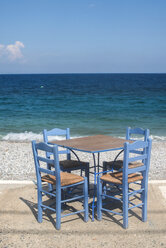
[0,72,166,75]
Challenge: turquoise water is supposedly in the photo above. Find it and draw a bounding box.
[0,73,166,141]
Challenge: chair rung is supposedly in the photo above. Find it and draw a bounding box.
[41,204,56,212]
[128,202,144,210]
[130,182,141,185]
[128,188,144,197]
[61,195,84,203]
[65,189,84,197]
[42,189,56,197]
[61,181,84,189]
[61,209,85,218]
[101,207,123,216]
[102,194,122,202]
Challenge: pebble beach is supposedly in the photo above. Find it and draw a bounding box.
[0,140,166,181]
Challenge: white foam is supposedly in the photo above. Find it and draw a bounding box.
[1,131,84,142]
[2,132,43,141]
[149,135,166,142]
[1,131,68,142]
[1,132,166,142]
[118,135,166,142]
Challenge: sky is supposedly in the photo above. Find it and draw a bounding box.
[0,0,166,74]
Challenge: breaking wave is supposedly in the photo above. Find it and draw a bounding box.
[0,132,166,142]
[1,131,67,142]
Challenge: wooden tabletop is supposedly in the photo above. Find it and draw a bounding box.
[52,135,132,153]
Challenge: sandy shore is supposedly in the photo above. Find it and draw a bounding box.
[0,182,166,248]
[0,140,166,180]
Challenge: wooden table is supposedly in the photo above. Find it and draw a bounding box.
[52,135,131,153]
[52,135,132,220]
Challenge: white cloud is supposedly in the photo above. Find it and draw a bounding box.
[0,41,25,62]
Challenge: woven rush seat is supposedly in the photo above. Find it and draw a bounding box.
[42,172,84,186]
[101,171,143,185]
[104,160,144,171]
[60,160,88,169]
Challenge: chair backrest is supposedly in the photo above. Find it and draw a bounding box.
[126,127,150,141]
[43,128,70,160]
[32,141,61,188]
[122,138,152,183]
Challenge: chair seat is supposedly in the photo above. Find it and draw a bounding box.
[100,171,143,185]
[105,160,144,170]
[60,160,88,169]
[42,172,84,186]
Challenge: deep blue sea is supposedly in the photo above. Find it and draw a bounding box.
[0,73,166,141]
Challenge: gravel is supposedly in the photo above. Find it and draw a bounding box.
[0,141,166,180]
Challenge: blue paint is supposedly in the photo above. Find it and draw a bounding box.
[32,141,89,230]
[97,138,152,228]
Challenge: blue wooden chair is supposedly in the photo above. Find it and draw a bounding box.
[43,128,89,188]
[32,141,89,230]
[103,127,150,172]
[97,138,152,228]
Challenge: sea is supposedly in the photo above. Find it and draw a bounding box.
[0,73,166,142]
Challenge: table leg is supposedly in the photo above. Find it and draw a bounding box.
[92,152,100,221]
[97,152,100,173]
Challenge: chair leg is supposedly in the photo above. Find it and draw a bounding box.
[56,186,61,230]
[142,176,148,222]
[37,190,43,223]
[84,177,89,222]
[47,164,53,192]
[85,164,90,191]
[122,184,129,229]
[97,176,102,221]
[102,162,108,196]
[140,179,144,201]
